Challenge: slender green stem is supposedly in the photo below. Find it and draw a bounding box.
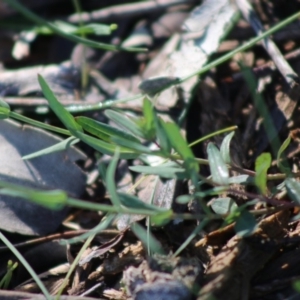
[9,111,71,136]
[67,197,165,216]
[3,0,146,52]
[60,214,116,245]
[0,232,51,300]
[180,11,300,82]
[65,94,144,113]
[189,126,238,148]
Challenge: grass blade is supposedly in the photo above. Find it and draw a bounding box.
[118,192,168,212]
[105,109,146,139]
[106,149,121,208]
[76,116,140,143]
[74,131,140,159]
[130,165,188,179]
[142,97,156,139]
[162,122,199,185]
[0,181,67,210]
[22,136,79,160]
[38,75,82,133]
[277,135,291,174]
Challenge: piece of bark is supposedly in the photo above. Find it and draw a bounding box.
[198,210,290,300]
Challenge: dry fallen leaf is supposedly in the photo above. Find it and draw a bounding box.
[0,119,86,235]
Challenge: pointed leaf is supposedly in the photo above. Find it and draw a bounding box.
[254,152,271,195]
[74,131,139,159]
[111,136,154,154]
[105,110,145,139]
[154,117,172,154]
[38,75,82,133]
[118,193,167,212]
[162,122,199,183]
[130,165,188,179]
[0,181,67,210]
[75,116,140,143]
[220,131,235,164]
[277,135,291,173]
[23,136,79,160]
[142,97,156,139]
[207,142,229,185]
[106,149,121,207]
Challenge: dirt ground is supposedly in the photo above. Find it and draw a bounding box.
[1,0,300,299]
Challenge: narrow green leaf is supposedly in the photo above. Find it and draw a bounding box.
[277,135,291,173]
[106,149,121,207]
[118,193,167,212]
[285,178,300,205]
[211,197,238,215]
[74,131,139,159]
[130,165,188,180]
[131,222,165,254]
[142,97,156,139]
[162,122,199,185]
[207,143,229,185]
[0,99,10,119]
[61,214,115,245]
[105,110,146,139]
[254,152,271,195]
[0,182,67,210]
[154,117,172,154]
[22,136,79,160]
[75,116,140,143]
[234,210,257,237]
[220,131,235,164]
[111,136,154,154]
[38,75,82,133]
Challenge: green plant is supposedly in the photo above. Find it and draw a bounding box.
[1,3,300,298]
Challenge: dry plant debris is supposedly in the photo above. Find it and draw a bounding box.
[1,1,300,300]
